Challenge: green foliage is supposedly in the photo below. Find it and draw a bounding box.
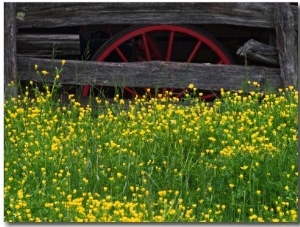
[4,65,298,222]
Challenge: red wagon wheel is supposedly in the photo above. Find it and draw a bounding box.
[82,25,235,100]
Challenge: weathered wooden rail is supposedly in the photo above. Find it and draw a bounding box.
[17,57,282,91]
[4,2,298,99]
[16,34,80,58]
[15,3,298,29]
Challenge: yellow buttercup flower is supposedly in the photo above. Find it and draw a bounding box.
[284,186,289,191]
[188,83,194,89]
[41,70,49,75]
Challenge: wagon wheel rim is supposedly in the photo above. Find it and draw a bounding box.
[82,25,235,100]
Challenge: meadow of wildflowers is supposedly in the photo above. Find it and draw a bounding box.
[4,61,298,222]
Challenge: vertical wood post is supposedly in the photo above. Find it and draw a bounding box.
[4,3,18,99]
[274,3,298,88]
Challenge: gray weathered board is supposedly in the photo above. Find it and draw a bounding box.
[17,57,282,91]
[16,3,298,29]
[4,3,18,98]
[274,3,298,88]
[236,39,279,66]
[17,34,80,58]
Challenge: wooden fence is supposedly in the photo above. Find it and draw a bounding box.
[4,3,298,99]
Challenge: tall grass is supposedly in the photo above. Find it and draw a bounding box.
[4,61,298,222]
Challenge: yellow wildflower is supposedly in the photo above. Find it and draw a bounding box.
[41,70,49,75]
[240,165,248,170]
[284,186,289,191]
[188,83,194,89]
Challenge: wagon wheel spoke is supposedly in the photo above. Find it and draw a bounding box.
[124,87,137,97]
[136,34,163,61]
[166,31,175,61]
[83,25,235,100]
[188,40,202,63]
[145,34,163,60]
[141,33,151,61]
[115,47,128,62]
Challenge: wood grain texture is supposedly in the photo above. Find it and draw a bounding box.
[236,39,279,66]
[17,34,80,57]
[17,57,283,91]
[4,3,18,98]
[16,3,297,29]
[274,3,298,87]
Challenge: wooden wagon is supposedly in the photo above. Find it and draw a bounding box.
[4,2,298,100]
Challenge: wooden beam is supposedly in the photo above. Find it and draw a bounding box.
[236,39,279,66]
[274,3,298,87]
[16,3,297,29]
[17,34,80,58]
[4,3,18,98]
[17,57,283,91]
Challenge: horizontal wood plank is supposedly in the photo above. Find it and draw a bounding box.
[17,57,283,91]
[16,3,297,29]
[17,34,80,58]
